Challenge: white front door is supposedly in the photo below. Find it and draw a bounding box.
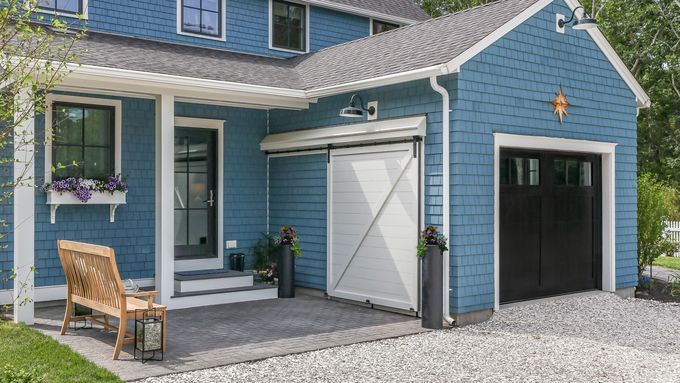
[328,143,420,312]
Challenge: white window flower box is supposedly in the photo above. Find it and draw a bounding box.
[46,191,127,224]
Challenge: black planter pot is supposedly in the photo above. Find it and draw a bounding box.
[278,245,295,298]
[421,245,443,329]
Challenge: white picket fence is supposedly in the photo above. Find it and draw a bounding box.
[667,221,680,257]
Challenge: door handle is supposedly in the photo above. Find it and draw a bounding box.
[206,190,215,207]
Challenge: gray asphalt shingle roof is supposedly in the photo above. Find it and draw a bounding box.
[324,0,430,21]
[71,0,541,92]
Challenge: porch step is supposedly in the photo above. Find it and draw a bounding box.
[174,269,253,293]
[172,283,276,298]
[169,283,278,310]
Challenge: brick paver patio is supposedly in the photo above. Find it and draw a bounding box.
[34,292,427,381]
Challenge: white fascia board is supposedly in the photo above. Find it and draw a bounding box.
[260,115,426,152]
[445,0,553,73]
[563,0,650,108]
[304,0,421,25]
[305,65,451,99]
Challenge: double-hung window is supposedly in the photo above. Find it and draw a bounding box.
[52,103,115,180]
[38,0,83,15]
[271,0,307,52]
[181,0,223,38]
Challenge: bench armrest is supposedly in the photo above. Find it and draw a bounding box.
[124,291,160,309]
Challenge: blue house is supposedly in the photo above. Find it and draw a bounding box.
[4,0,649,326]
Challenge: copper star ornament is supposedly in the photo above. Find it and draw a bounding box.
[551,86,570,124]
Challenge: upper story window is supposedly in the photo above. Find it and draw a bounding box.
[372,20,400,35]
[271,0,307,52]
[38,0,84,15]
[180,0,223,39]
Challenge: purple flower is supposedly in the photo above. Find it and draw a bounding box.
[73,184,92,202]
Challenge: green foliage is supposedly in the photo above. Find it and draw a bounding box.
[0,266,35,320]
[416,226,448,257]
[654,255,680,271]
[0,365,40,383]
[274,226,302,257]
[669,273,680,296]
[250,233,277,271]
[638,173,679,275]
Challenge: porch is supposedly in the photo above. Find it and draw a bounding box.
[33,291,426,381]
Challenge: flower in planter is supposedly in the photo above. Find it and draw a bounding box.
[42,174,128,202]
[257,262,278,284]
[274,226,302,257]
[416,226,448,257]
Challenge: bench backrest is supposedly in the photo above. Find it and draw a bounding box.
[57,240,125,315]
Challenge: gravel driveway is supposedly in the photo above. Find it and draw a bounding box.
[138,293,680,383]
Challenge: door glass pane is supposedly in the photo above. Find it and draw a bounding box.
[188,173,208,208]
[174,136,189,172]
[510,158,524,185]
[187,138,208,172]
[174,210,188,245]
[528,158,539,186]
[84,108,111,146]
[566,160,579,186]
[83,147,111,179]
[580,162,592,186]
[554,159,566,185]
[54,105,83,145]
[500,158,509,185]
[188,210,208,245]
[174,173,188,209]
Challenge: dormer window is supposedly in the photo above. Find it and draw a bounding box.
[38,0,84,15]
[270,0,307,53]
[180,0,224,39]
[372,20,400,35]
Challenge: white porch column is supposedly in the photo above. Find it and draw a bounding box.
[155,94,174,305]
[13,88,35,325]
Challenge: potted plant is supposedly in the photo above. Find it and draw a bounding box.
[274,226,302,298]
[417,225,448,329]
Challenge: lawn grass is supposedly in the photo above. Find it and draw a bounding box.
[653,256,680,271]
[0,320,121,383]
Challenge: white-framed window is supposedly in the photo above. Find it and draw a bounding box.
[44,95,122,184]
[269,0,309,53]
[176,0,227,41]
[370,19,400,35]
[37,0,89,19]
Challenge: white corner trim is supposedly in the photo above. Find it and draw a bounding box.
[156,95,175,305]
[176,0,227,42]
[259,115,426,152]
[445,0,553,73]
[563,0,650,108]
[268,0,310,54]
[43,94,122,185]
[492,133,617,311]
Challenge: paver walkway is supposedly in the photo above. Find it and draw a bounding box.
[34,293,426,381]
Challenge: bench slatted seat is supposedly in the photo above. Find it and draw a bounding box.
[57,240,167,360]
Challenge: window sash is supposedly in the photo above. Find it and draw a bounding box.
[272,0,306,52]
[37,0,82,14]
[181,0,222,37]
[51,102,115,180]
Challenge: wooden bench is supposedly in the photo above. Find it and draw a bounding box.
[57,240,167,360]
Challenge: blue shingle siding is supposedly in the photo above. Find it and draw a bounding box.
[269,154,327,290]
[449,0,638,313]
[80,0,368,57]
[269,78,451,292]
[34,96,156,287]
[175,103,268,269]
[0,143,13,290]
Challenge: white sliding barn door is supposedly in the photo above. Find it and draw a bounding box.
[328,143,420,312]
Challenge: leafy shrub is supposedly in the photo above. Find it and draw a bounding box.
[250,233,277,271]
[0,365,41,383]
[669,273,680,297]
[638,173,679,276]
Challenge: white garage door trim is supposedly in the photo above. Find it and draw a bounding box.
[493,133,617,311]
[327,143,421,312]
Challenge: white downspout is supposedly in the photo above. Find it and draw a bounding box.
[429,75,455,326]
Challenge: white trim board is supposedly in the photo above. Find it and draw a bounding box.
[173,116,226,272]
[43,94,123,185]
[259,115,426,152]
[493,133,617,311]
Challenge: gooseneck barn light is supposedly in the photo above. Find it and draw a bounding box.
[558,6,597,30]
[339,94,376,118]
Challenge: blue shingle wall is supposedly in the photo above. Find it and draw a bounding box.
[0,143,13,290]
[34,96,156,287]
[269,77,452,292]
[269,155,327,290]
[450,0,639,313]
[73,0,369,58]
[175,103,268,269]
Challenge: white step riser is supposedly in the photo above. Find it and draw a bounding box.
[174,275,253,293]
[167,288,278,310]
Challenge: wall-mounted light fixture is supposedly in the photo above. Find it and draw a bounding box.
[558,6,597,31]
[339,94,376,118]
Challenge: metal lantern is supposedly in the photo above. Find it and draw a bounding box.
[69,303,92,330]
[229,252,246,272]
[134,309,164,362]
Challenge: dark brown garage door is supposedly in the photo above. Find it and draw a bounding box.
[500,149,602,303]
